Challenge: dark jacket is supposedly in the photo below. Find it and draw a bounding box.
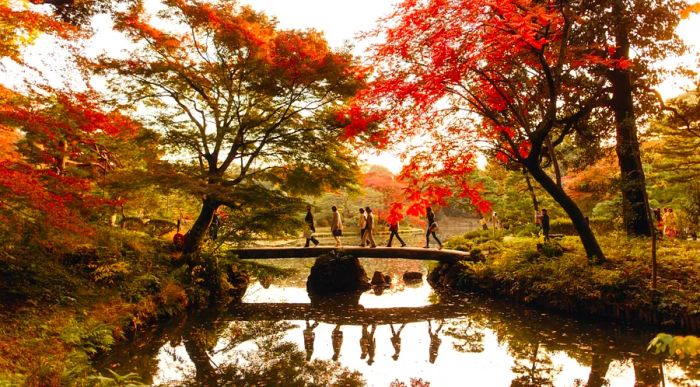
[305,211,316,232]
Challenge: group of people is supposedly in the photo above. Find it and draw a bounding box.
[654,207,678,239]
[303,205,443,249]
[302,319,444,364]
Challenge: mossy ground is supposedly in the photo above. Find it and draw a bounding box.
[444,230,700,330]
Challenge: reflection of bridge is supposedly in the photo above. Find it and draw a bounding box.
[231,247,472,261]
[228,303,469,324]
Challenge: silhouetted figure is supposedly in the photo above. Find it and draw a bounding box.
[358,208,367,246]
[428,319,443,364]
[360,324,370,360]
[390,323,405,361]
[331,324,343,361]
[387,222,406,247]
[304,205,320,247]
[366,324,377,365]
[423,207,442,249]
[541,208,550,242]
[362,207,377,248]
[303,320,319,361]
[331,206,343,247]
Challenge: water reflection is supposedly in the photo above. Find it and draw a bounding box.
[99,259,700,386]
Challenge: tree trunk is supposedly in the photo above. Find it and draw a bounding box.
[545,135,562,187]
[525,160,606,262]
[523,167,539,212]
[183,197,219,257]
[586,351,612,387]
[609,0,653,237]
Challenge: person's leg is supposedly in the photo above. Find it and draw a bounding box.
[431,232,442,248]
[311,236,319,246]
[425,229,430,247]
[305,238,311,247]
[396,232,406,246]
[387,231,394,247]
[368,229,376,247]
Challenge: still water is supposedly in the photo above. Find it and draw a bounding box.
[101,255,700,387]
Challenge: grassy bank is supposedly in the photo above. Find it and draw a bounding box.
[0,229,191,386]
[437,230,700,330]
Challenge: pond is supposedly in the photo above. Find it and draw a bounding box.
[100,254,700,387]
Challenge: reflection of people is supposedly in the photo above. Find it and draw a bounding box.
[331,324,343,361]
[304,206,320,247]
[428,320,443,364]
[390,323,405,361]
[303,320,319,361]
[331,206,343,247]
[362,207,377,248]
[360,324,370,359]
[366,324,377,365]
[424,207,442,249]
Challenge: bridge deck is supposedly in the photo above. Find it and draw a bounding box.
[231,246,472,261]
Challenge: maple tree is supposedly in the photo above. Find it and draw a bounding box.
[0,1,139,246]
[0,85,138,245]
[348,0,648,261]
[98,0,363,256]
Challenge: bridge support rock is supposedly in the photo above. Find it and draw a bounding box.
[306,252,371,302]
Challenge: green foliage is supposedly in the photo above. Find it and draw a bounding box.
[123,274,161,303]
[539,242,564,258]
[87,369,148,387]
[60,320,116,356]
[648,334,700,359]
[89,261,131,285]
[444,234,700,324]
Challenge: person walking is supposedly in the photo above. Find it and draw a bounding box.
[358,208,367,246]
[304,205,320,247]
[423,206,442,249]
[387,220,406,247]
[541,208,550,242]
[331,206,343,247]
[362,207,377,248]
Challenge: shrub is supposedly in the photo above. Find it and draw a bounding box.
[157,282,189,316]
[89,261,130,285]
[539,242,563,258]
[60,320,115,356]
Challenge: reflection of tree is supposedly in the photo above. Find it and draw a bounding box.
[632,356,662,387]
[175,319,363,386]
[445,320,485,353]
[585,347,612,387]
[509,342,559,387]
